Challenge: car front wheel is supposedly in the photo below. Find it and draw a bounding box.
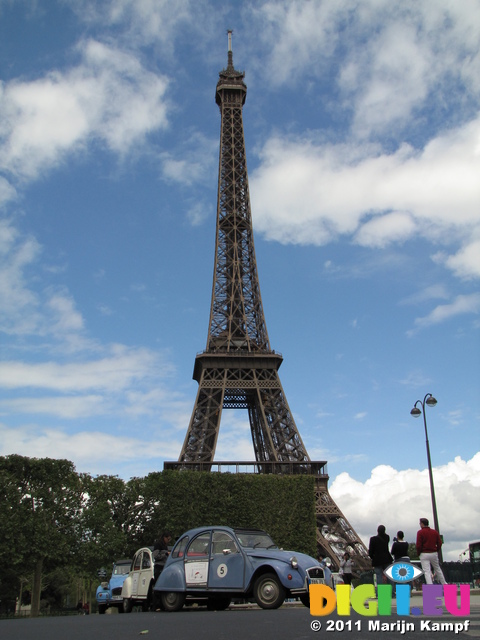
[253,573,286,609]
[160,592,185,612]
[299,593,310,607]
[98,604,107,614]
[122,597,133,613]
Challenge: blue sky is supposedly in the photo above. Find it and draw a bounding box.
[0,0,479,560]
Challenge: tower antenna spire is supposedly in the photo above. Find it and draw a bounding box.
[227,29,233,68]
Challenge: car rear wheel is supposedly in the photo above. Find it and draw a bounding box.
[253,573,286,609]
[161,592,185,612]
[122,597,133,613]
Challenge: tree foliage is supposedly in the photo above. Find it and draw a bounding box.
[0,455,84,615]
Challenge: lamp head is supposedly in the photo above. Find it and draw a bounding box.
[426,395,437,408]
[410,406,422,418]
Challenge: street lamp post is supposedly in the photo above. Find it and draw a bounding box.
[410,393,443,562]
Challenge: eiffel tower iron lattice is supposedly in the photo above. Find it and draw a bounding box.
[171,32,370,571]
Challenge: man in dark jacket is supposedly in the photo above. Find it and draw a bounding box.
[416,518,446,584]
[368,525,393,592]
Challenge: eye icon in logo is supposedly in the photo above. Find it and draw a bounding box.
[384,562,424,583]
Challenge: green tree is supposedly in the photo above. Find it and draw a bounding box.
[0,455,84,616]
[79,474,130,576]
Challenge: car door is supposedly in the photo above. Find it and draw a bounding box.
[208,530,245,590]
[184,532,211,587]
[131,551,142,597]
[138,550,153,597]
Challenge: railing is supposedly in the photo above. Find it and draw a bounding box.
[164,460,328,476]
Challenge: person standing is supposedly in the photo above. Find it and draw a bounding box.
[391,531,409,561]
[153,531,172,580]
[416,518,446,584]
[339,552,354,585]
[368,525,393,591]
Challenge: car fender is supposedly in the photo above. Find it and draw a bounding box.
[153,561,186,592]
[121,575,133,598]
[249,560,306,591]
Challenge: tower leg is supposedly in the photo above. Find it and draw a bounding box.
[179,370,225,465]
[314,477,371,573]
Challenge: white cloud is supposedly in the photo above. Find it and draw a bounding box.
[355,212,416,248]
[409,293,480,334]
[0,344,170,392]
[0,40,169,180]
[329,453,480,561]
[0,395,107,419]
[354,412,367,420]
[256,0,480,136]
[0,423,183,477]
[444,241,480,280]
[250,117,480,279]
[399,285,450,306]
[72,0,203,49]
[0,219,42,335]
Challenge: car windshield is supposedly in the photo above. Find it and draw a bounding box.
[113,564,130,575]
[235,531,278,549]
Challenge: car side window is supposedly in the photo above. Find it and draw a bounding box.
[141,553,151,569]
[133,552,141,571]
[187,533,210,557]
[212,531,239,555]
[172,536,188,559]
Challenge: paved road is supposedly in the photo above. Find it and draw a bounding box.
[1,599,479,640]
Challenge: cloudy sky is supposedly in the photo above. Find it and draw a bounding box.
[0,0,479,561]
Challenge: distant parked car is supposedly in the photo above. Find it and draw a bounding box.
[96,558,131,614]
[121,547,157,612]
[153,526,327,611]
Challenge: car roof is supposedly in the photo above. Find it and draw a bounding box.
[233,528,269,535]
[174,526,271,542]
[182,525,230,535]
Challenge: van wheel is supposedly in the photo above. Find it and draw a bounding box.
[161,592,185,612]
[253,573,285,609]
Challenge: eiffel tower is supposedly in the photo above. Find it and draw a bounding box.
[169,32,370,571]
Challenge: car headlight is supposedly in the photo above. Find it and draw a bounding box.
[290,556,298,569]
